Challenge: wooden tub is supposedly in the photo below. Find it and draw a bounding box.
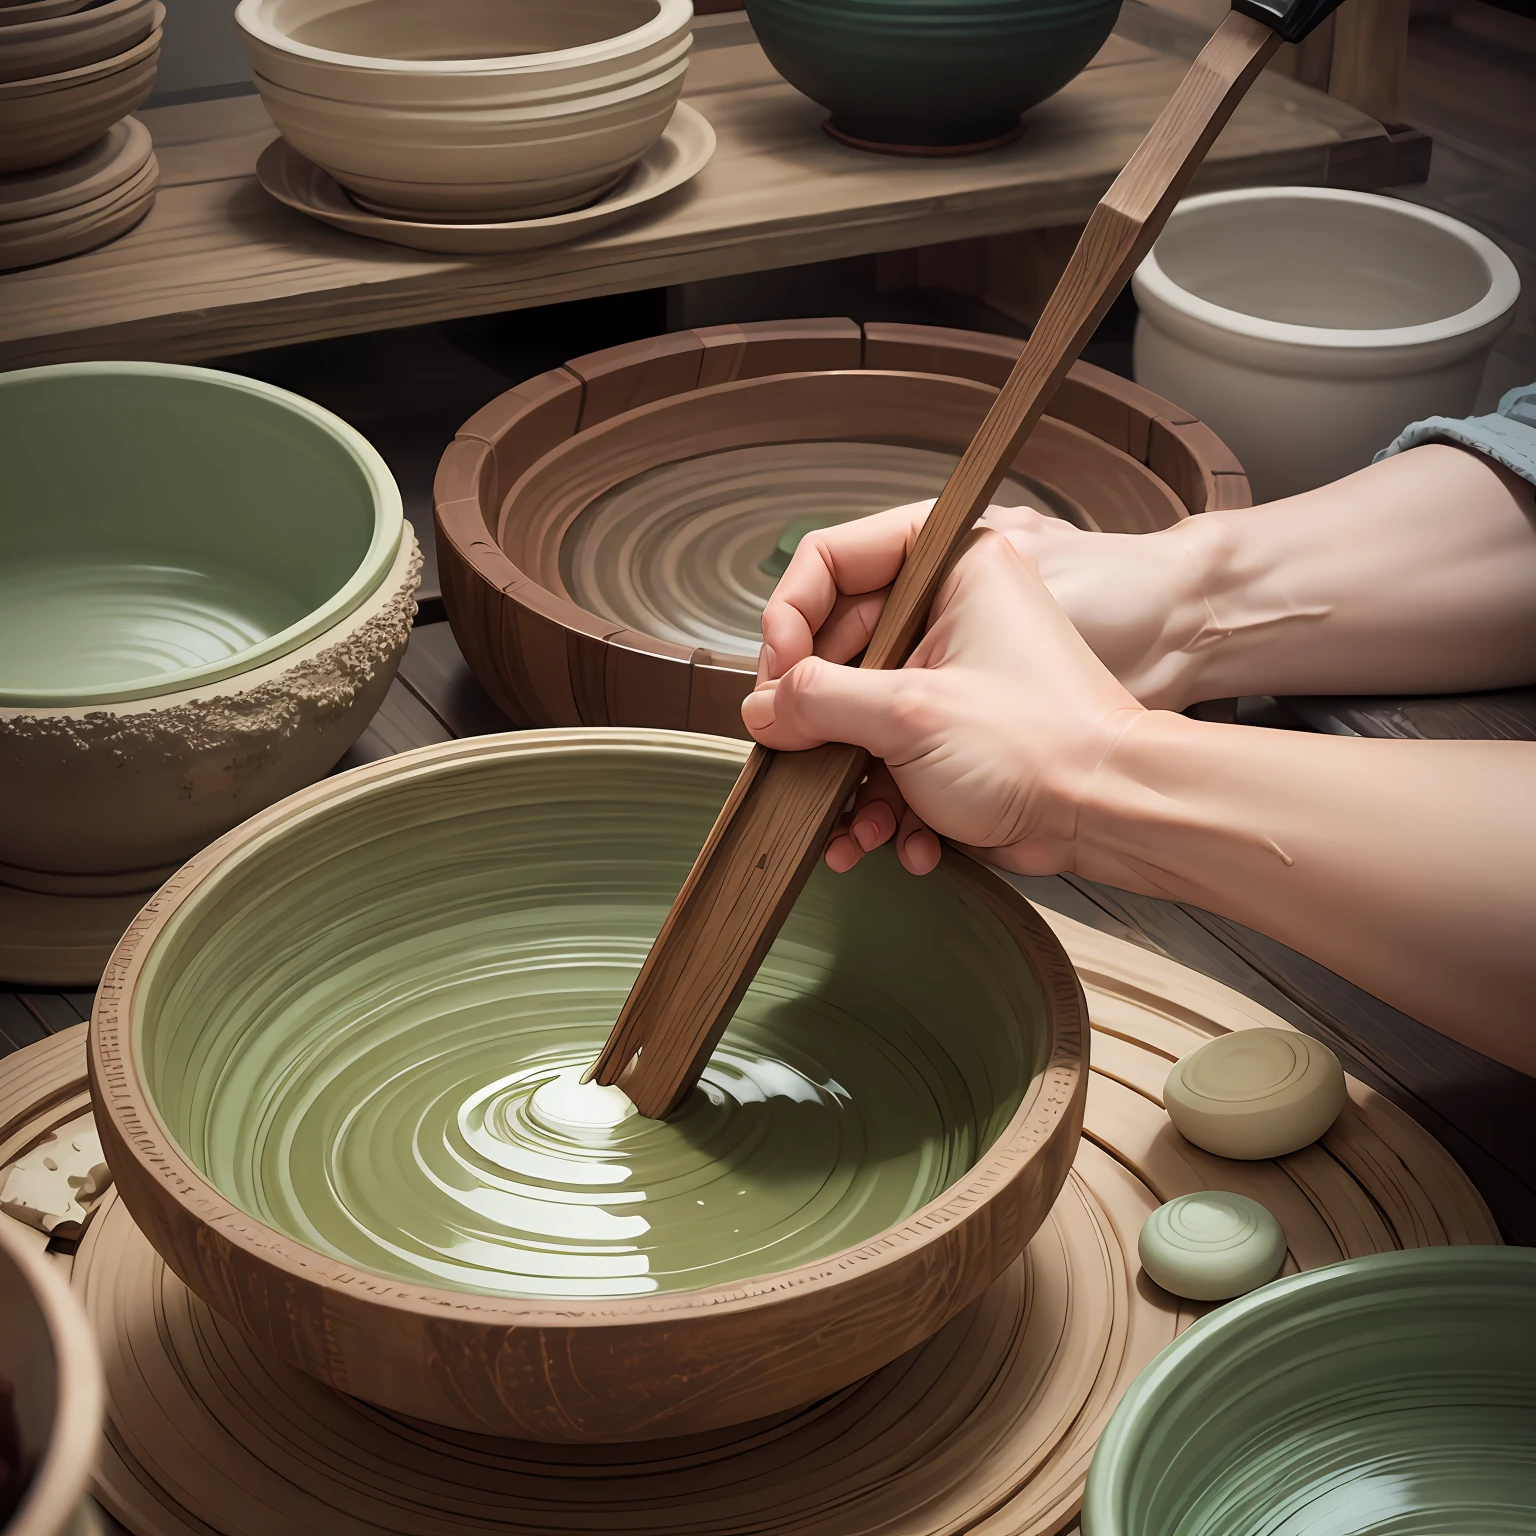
[434,319,1249,732]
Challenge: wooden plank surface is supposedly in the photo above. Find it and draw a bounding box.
[0,8,1390,368]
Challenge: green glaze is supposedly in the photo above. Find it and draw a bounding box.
[133,734,1046,1299]
[0,363,402,708]
[745,0,1123,148]
[1137,1192,1285,1302]
[759,515,838,578]
[1084,1246,1536,1535]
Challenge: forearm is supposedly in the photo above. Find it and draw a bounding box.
[1076,712,1536,1074]
[1157,444,1536,706]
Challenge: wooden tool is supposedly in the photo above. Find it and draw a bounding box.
[592,0,1348,1119]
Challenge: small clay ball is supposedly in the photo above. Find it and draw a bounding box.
[1164,1028,1346,1160]
[1138,1191,1286,1301]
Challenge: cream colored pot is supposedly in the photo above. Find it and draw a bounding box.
[236,0,691,220]
[1132,188,1520,501]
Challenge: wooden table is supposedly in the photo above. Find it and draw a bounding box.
[5,615,1534,1247]
[0,7,1407,368]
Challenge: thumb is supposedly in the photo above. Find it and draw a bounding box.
[741,655,918,757]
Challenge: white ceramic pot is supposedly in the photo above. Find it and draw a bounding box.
[236,0,692,220]
[1132,187,1520,502]
[0,1218,103,1536]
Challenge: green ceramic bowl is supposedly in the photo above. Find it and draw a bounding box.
[746,0,1122,149]
[0,362,402,708]
[1083,1246,1536,1536]
[94,730,1087,1439]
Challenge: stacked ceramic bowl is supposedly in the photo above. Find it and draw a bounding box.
[236,0,694,223]
[0,0,162,268]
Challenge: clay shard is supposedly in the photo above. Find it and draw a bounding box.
[0,1111,110,1238]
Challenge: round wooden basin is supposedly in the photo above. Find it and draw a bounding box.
[90,729,1087,1442]
[434,319,1250,732]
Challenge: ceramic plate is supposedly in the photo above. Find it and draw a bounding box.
[0,116,149,224]
[0,153,156,270]
[255,100,715,255]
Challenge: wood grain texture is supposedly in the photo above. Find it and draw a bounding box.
[435,321,1239,742]
[594,13,1281,1118]
[0,12,1391,367]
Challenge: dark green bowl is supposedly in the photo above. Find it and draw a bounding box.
[746,0,1122,149]
[1083,1246,1536,1535]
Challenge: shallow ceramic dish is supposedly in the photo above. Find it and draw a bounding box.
[747,0,1120,150]
[0,146,155,270]
[0,23,159,172]
[1133,187,1521,500]
[0,1216,104,1536]
[255,99,714,254]
[436,319,1249,733]
[236,0,692,219]
[1083,1246,1536,1535]
[0,0,156,84]
[0,115,149,222]
[90,728,1087,1441]
[0,362,418,985]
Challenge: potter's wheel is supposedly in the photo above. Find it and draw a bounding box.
[2,914,1497,1535]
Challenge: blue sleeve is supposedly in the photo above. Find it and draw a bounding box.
[1374,383,1536,486]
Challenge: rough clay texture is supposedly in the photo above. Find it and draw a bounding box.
[0,541,421,880]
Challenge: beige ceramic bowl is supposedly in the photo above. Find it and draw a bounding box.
[0,0,96,26]
[235,0,693,220]
[0,0,155,84]
[0,20,159,172]
[0,1219,104,1536]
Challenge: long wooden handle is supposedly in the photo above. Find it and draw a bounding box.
[594,11,1282,1118]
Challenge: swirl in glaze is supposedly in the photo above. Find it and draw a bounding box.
[136,739,1044,1300]
[560,441,1082,653]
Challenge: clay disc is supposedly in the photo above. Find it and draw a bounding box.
[0,908,1496,1536]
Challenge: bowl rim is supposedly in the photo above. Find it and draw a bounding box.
[1132,187,1521,352]
[1,0,151,43]
[0,10,158,95]
[0,1215,104,1536]
[234,0,691,77]
[0,360,404,709]
[1082,1244,1531,1535]
[90,729,1085,1325]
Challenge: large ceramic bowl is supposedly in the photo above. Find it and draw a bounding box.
[0,362,418,985]
[90,729,1087,1442]
[0,19,158,172]
[746,0,1121,150]
[436,319,1248,734]
[0,1217,104,1536]
[236,0,693,220]
[1083,1246,1536,1535]
[0,0,156,84]
[1133,188,1521,501]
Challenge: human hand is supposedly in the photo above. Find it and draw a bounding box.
[741,522,1145,877]
[755,500,1212,714]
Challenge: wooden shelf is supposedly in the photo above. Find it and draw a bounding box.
[0,9,1403,368]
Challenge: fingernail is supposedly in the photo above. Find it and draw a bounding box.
[852,815,881,851]
[740,683,776,732]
